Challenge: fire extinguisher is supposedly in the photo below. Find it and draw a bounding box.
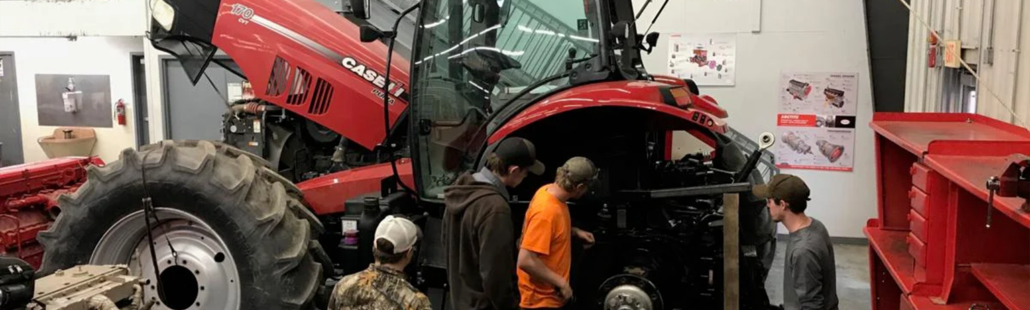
[927,31,939,68]
[115,99,126,126]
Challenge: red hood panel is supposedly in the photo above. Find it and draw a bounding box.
[212,0,410,150]
[489,81,727,144]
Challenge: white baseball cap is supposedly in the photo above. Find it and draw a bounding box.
[374,215,420,254]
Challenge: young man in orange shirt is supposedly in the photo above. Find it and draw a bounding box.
[516,157,598,310]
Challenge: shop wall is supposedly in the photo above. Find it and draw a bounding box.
[1,37,143,163]
[637,0,877,238]
[903,0,1030,124]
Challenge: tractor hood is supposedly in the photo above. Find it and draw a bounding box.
[488,80,728,144]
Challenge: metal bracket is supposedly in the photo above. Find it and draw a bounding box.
[619,182,752,200]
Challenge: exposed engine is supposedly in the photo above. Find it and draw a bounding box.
[498,108,777,310]
[574,155,735,310]
[222,99,403,182]
[0,157,100,269]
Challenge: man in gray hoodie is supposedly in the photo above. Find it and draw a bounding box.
[443,137,545,310]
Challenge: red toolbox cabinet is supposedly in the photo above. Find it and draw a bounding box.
[911,163,931,192]
[909,187,929,217]
[908,210,928,244]
[868,113,1030,310]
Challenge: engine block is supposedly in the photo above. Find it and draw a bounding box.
[0,157,101,268]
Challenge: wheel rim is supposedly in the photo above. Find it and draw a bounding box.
[92,208,241,310]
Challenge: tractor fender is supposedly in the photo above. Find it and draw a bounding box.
[488,81,728,145]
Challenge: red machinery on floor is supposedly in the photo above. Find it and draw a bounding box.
[0,157,103,268]
[869,113,1030,310]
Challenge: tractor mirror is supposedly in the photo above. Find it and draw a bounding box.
[645,32,660,48]
[360,24,393,43]
[349,0,371,19]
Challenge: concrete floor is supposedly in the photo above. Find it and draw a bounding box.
[765,243,871,309]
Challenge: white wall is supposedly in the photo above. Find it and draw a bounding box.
[636,0,877,238]
[1,37,144,163]
[903,0,1030,125]
[0,0,147,37]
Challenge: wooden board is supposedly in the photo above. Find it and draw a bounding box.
[724,193,739,310]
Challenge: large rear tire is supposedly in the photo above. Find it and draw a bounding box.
[38,140,328,310]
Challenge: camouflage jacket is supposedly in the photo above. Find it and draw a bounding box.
[328,264,432,310]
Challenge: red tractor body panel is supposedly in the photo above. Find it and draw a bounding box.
[298,80,731,215]
[298,160,414,215]
[489,81,728,144]
[0,157,103,268]
[212,0,411,150]
[651,74,729,118]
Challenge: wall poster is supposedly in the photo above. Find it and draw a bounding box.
[35,74,113,128]
[775,72,859,172]
[667,33,737,86]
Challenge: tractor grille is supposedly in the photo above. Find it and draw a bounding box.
[308,78,334,115]
[287,67,312,105]
[266,56,290,97]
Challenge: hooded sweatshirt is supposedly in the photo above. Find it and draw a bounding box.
[443,168,519,310]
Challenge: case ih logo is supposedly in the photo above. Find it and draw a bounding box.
[341,56,407,103]
[231,4,255,24]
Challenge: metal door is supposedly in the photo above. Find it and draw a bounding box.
[0,53,23,166]
[132,54,150,147]
[162,58,244,141]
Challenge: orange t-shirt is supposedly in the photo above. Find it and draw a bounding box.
[517,185,572,309]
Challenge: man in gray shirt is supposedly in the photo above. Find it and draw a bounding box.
[753,174,839,310]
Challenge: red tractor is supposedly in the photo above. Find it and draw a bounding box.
[33,0,781,309]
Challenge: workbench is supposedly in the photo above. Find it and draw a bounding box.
[868,113,1030,310]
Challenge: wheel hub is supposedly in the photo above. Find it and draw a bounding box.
[92,208,241,310]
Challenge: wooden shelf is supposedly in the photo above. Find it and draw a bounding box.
[971,264,1030,310]
[866,227,919,294]
[908,295,1005,310]
[924,155,1030,229]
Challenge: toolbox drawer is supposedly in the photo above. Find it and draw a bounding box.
[909,187,929,218]
[910,163,931,192]
[906,232,927,267]
[908,210,928,242]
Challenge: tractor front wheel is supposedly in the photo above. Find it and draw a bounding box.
[38,140,328,310]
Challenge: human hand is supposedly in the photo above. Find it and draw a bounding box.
[573,228,595,249]
[557,282,574,304]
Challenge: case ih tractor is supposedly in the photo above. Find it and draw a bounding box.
[28,0,781,309]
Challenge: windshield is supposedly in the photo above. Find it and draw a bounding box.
[410,0,602,198]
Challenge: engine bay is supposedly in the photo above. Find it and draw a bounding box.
[497,107,778,310]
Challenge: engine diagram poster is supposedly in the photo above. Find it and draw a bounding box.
[775,72,859,172]
[667,33,736,86]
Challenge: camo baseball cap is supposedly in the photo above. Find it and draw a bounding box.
[559,157,599,185]
[752,174,811,205]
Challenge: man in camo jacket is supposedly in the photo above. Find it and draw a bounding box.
[328,215,432,310]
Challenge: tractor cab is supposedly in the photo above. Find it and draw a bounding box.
[352,0,665,201]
